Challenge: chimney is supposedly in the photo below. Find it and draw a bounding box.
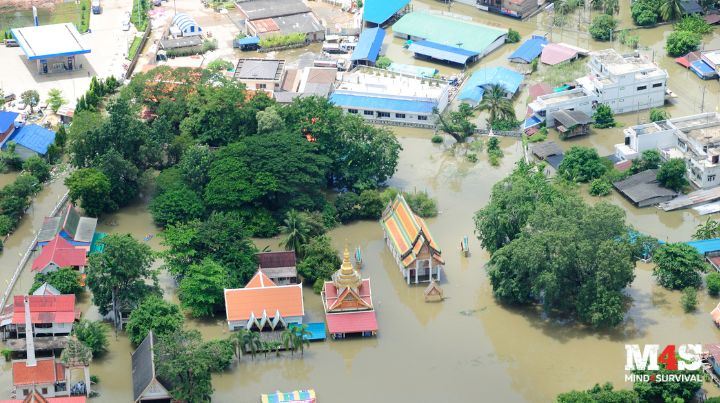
[24,296,36,367]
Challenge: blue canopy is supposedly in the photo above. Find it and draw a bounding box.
[237,36,260,45]
[408,40,479,65]
[351,27,385,63]
[508,35,548,63]
[363,0,410,25]
[458,67,524,104]
[4,124,56,155]
[690,59,718,79]
[330,92,435,113]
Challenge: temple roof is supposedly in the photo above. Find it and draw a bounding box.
[224,270,304,321]
[380,195,443,267]
[332,246,362,290]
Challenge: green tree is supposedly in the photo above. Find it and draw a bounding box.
[589,178,612,196]
[149,187,205,227]
[29,268,82,295]
[666,30,701,57]
[589,15,617,41]
[592,104,616,128]
[435,103,477,143]
[296,235,341,293]
[660,0,684,21]
[65,168,111,217]
[86,234,158,329]
[652,243,706,290]
[255,106,284,134]
[335,191,361,223]
[632,366,702,402]
[357,190,385,219]
[558,147,608,183]
[404,191,438,217]
[632,0,660,26]
[47,88,66,113]
[477,85,515,126]
[72,319,109,357]
[279,209,311,254]
[155,330,214,402]
[487,136,504,166]
[707,272,720,296]
[20,90,39,113]
[506,29,521,43]
[557,383,640,403]
[179,258,228,317]
[22,156,51,183]
[126,296,184,345]
[96,149,141,210]
[675,15,713,34]
[198,338,234,372]
[656,158,687,191]
[630,149,662,173]
[375,56,392,69]
[176,145,213,193]
[649,108,670,122]
[681,287,698,312]
[291,324,311,356]
[692,218,720,240]
[206,58,233,72]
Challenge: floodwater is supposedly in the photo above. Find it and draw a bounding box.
[2,0,720,401]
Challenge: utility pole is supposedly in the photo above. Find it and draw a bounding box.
[701,85,707,113]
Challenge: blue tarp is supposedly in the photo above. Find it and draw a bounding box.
[330,92,436,113]
[237,36,260,45]
[363,0,410,24]
[690,59,718,79]
[387,63,438,77]
[458,67,524,104]
[685,238,720,255]
[4,124,55,155]
[351,27,385,62]
[524,115,542,129]
[0,111,19,133]
[508,35,548,63]
[408,40,479,65]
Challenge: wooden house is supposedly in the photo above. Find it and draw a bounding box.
[256,251,298,285]
[1,295,76,339]
[132,331,172,403]
[321,247,377,339]
[380,195,443,285]
[424,280,443,302]
[554,109,592,139]
[224,270,304,331]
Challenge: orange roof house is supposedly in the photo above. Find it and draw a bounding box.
[321,247,377,339]
[12,358,68,398]
[224,270,304,331]
[380,195,443,285]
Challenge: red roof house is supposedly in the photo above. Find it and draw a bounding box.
[9,295,76,336]
[12,358,69,398]
[31,235,87,274]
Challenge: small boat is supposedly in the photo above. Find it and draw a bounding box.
[666,88,678,98]
[460,236,469,257]
[355,246,363,269]
[261,389,316,403]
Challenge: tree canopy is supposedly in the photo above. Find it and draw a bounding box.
[126,296,185,345]
[29,268,83,296]
[155,330,214,402]
[656,158,688,191]
[652,243,706,290]
[179,258,229,317]
[558,147,608,183]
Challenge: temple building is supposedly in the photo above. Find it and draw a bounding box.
[380,195,443,285]
[321,247,377,339]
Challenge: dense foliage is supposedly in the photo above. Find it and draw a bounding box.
[589,178,612,196]
[506,29,521,43]
[436,103,477,143]
[592,104,616,128]
[631,0,660,26]
[649,108,669,122]
[632,367,703,402]
[681,287,698,312]
[557,383,639,403]
[652,243,706,290]
[558,147,608,183]
[334,188,437,223]
[72,320,109,357]
[656,158,688,191]
[589,15,617,41]
[29,268,83,295]
[707,272,720,296]
[666,30,701,57]
[126,296,185,345]
[630,150,662,174]
[179,258,229,317]
[296,235,342,293]
[155,330,214,402]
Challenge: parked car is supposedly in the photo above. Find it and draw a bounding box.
[4,39,18,47]
[91,0,101,14]
[122,12,131,31]
[3,93,16,103]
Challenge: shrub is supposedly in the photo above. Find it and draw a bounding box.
[506,29,521,43]
[376,56,392,69]
[405,191,438,217]
[675,15,713,35]
[127,36,143,61]
[666,31,701,57]
[592,104,616,128]
[466,152,478,163]
[259,32,306,48]
[707,272,720,296]
[558,146,608,183]
[527,127,548,143]
[1,349,10,362]
[431,135,443,144]
[589,15,617,41]
[649,108,669,122]
[681,287,698,312]
[589,178,612,196]
[631,0,659,26]
[656,158,688,191]
[491,118,521,131]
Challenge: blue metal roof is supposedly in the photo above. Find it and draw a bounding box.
[4,124,55,155]
[237,36,260,45]
[685,238,720,255]
[172,13,202,34]
[690,60,718,79]
[330,92,436,113]
[0,111,19,133]
[458,67,524,104]
[508,35,548,63]
[351,27,385,62]
[408,40,479,64]
[387,63,438,77]
[290,322,326,341]
[363,0,410,24]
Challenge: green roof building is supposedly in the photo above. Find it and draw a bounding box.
[392,12,508,57]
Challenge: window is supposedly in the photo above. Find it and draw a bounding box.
[377,111,390,118]
[709,175,717,182]
[395,113,406,119]
[364,110,374,116]
[41,388,47,395]
[257,83,267,89]
[637,85,647,91]
[348,109,358,114]
[418,115,428,121]
[653,83,662,88]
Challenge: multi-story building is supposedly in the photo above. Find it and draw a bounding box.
[470,0,544,19]
[616,112,720,189]
[527,49,668,129]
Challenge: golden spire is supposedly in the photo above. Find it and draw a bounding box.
[333,243,362,290]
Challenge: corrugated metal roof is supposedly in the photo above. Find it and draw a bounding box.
[172,13,202,34]
[363,0,409,24]
[0,111,18,133]
[508,35,548,63]
[237,36,260,45]
[5,124,55,155]
[541,43,579,65]
[686,238,720,254]
[325,311,378,334]
[458,67,523,104]
[330,92,436,113]
[351,27,385,62]
[11,23,90,60]
[387,63,438,77]
[408,40,479,64]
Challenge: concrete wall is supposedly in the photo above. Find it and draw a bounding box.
[342,107,435,123]
[15,144,38,161]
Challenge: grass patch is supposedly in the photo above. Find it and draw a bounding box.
[77,0,90,32]
[127,36,142,61]
[131,0,150,32]
[538,60,589,87]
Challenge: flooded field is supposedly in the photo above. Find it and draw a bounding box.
[1,0,720,401]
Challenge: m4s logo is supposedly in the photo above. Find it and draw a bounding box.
[625,344,702,371]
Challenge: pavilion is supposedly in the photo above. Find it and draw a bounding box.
[11,23,90,75]
[321,247,377,339]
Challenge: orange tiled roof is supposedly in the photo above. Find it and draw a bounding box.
[12,359,65,386]
[224,270,303,321]
[381,195,443,268]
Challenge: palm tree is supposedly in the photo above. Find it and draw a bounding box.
[476,84,515,127]
[232,329,248,360]
[693,218,720,240]
[242,330,262,360]
[278,209,310,255]
[292,324,312,357]
[280,327,296,356]
[603,0,619,14]
[660,0,683,21]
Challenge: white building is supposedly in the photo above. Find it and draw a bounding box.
[329,68,450,125]
[615,112,720,189]
[528,49,668,128]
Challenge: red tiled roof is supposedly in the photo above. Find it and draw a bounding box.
[245,270,277,288]
[12,359,65,385]
[256,251,296,269]
[615,160,632,172]
[31,235,87,272]
[323,279,373,312]
[326,311,378,334]
[251,18,280,34]
[224,271,304,321]
[12,295,76,325]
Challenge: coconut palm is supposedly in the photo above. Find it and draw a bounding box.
[292,324,312,357]
[476,84,516,126]
[660,0,683,21]
[242,330,262,360]
[693,218,720,240]
[278,209,310,255]
[280,327,297,356]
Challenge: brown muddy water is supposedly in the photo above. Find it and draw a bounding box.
[2,0,720,401]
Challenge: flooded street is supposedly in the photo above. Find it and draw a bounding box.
[2,0,720,401]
